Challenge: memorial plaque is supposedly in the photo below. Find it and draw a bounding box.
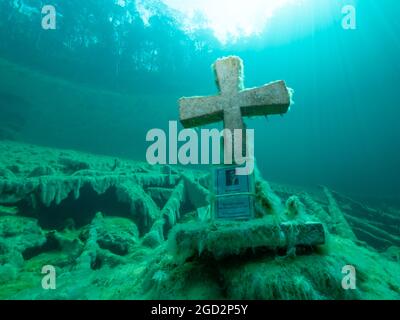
[215,194,254,220]
[212,165,255,220]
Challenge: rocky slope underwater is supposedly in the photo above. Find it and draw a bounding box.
[0,141,399,300]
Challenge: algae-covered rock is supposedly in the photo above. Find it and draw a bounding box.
[59,156,90,173]
[80,213,139,256]
[47,230,83,257]
[0,216,46,255]
[285,196,306,220]
[0,205,18,216]
[0,216,46,272]
[384,246,400,262]
[0,168,15,179]
[142,230,163,248]
[27,166,55,178]
[0,263,17,284]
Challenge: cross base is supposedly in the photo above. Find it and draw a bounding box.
[169,218,326,260]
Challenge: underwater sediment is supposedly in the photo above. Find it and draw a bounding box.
[0,140,399,300]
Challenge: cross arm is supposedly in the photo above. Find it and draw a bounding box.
[239,80,291,117]
[179,95,224,128]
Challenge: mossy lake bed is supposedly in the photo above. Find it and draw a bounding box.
[0,140,398,300]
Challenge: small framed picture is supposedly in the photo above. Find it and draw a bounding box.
[213,165,255,196]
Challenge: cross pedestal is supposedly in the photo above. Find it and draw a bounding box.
[171,219,326,260]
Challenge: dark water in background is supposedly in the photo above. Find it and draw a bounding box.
[0,0,399,204]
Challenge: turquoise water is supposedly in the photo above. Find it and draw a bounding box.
[1,0,399,202]
[1,0,399,204]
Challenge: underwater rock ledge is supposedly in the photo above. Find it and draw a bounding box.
[0,141,399,300]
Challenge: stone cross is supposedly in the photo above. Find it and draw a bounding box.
[179,56,291,145]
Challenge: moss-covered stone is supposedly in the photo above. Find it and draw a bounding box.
[0,216,46,257]
[80,214,139,256]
